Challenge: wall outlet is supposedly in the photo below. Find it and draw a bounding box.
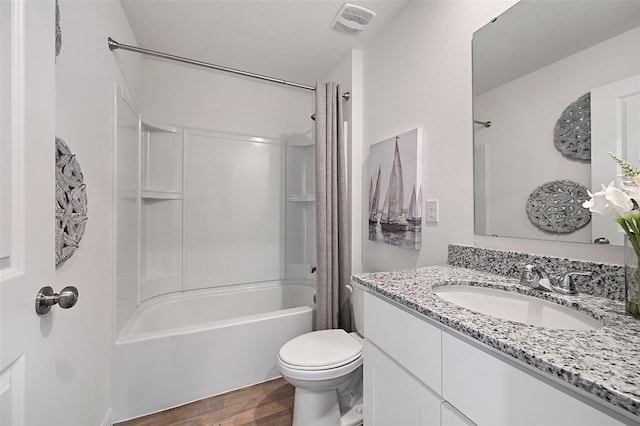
[426,199,439,223]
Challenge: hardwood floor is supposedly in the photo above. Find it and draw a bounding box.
[115,378,294,426]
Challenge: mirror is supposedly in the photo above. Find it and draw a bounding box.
[473,0,640,246]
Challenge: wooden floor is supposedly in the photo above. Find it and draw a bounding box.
[115,378,294,426]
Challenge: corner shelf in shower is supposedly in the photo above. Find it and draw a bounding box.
[141,190,183,200]
[287,194,315,202]
[139,119,184,301]
[140,274,182,301]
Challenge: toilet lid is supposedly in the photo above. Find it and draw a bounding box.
[279,329,362,370]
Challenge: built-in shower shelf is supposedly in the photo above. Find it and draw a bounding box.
[287,194,315,202]
[141,190,183,200]
[141,273,181,283]
[140,274,182,301]
[287,142,314,147]
[117,190,137,200]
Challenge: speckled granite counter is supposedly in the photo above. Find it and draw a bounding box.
[352,265,640,420]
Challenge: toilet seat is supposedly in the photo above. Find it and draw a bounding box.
[279,329,363,371]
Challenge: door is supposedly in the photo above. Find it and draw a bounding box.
[591,74,640,246]
[1,0,57,424]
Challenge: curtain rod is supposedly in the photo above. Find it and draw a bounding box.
[108,37,350,100]
[474,120,491,128]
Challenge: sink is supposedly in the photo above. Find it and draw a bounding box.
[433,285,603,330]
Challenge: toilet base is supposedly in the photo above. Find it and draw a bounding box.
[292,387,341,426]
[290,387,363,426]
[340,398,363,426]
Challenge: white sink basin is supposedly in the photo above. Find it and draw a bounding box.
[433,285,603,330]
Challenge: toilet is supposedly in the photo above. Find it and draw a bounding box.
[277,284,365,426]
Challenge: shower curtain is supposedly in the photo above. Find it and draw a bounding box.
[314,82,351,331]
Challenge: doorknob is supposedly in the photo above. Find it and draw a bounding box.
[35,286,79,315]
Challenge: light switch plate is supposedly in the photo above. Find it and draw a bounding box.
[426,199,439,223]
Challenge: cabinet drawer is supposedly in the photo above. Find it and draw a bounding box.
[364,292,442,393]
[441,331,625,426]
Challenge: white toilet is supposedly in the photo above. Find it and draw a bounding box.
[277,284,365,426]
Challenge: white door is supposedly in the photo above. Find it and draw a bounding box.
[591,74,640,246]
[1,0,58,424]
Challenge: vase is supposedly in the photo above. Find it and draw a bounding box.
[624,235,640,317]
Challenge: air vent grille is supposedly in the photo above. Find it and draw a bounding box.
[331,3,376,35]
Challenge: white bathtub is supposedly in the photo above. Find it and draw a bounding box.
[112,281,314,422]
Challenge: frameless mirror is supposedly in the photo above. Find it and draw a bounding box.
[473,0,640,246]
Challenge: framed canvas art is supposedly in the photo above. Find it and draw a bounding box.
[368,128,422,250]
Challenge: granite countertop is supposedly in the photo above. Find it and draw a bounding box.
[352,265,640,420]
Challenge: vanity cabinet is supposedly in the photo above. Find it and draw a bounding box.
[441,402,474,426]
[441,332,625,426]
[364,292,443,425]
[362,290,627,426]
[365,341,442,425]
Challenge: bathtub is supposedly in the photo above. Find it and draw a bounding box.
[112,280,314,422]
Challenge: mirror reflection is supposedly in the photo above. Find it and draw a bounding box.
[473,0,640,246]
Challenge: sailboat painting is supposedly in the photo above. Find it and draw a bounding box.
[368,128,422,250]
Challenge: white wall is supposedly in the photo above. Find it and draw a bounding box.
[55,0,141,424]
[361,0,631,269]
[476,27,640,244]
[362,1,517,271]
[323,49,365,274]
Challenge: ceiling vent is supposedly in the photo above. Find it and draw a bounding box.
[331,3,376,35]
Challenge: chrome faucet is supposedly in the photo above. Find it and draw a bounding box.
[517,263,551,291]
[550,270,592,295]
[516,263,591,295]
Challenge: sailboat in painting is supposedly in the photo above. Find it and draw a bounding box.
[369,165,382,224]
[407,184,422,226]
[380,138,408,231]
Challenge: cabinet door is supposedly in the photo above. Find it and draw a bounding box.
[441,332,626,426]
[364,292,442,393]
[441,402,475,426]
[364,340,442,426]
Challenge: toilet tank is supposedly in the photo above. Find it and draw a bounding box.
[350,281,365,337]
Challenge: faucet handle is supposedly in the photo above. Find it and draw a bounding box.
[516,263,535,285]
[555,271,591,295]
[517,263,551,290]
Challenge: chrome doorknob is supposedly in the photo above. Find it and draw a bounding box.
[35,286,79,315]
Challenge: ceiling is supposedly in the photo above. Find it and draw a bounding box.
[119,0,410,86]
[473,0,640,95]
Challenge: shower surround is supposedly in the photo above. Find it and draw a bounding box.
[112,70,316,420]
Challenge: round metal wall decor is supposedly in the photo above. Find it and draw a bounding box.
[55,136,87,265]
[55,0,62,57]
[526,180,591,234]
[553,92,591,160]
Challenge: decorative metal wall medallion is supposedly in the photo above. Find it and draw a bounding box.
[553,93,591,160]
[526,180,591,234]
[55,137,87,265]
[55,0,62,58]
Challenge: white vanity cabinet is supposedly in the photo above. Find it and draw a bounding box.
[441,332,626,426]
[365,341,442,425]
[362,291,629,426]
[364,292,443,425]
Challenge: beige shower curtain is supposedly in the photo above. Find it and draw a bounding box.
[314,82,351,331]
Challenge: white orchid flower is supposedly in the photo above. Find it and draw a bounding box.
[583,181,635,220]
